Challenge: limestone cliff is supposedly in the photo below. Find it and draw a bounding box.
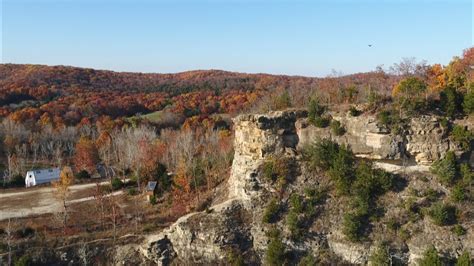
[139,110,473,265]
[297,113,467,165]
[141,111,306,264]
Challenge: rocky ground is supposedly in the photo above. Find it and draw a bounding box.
[136,110,473,265]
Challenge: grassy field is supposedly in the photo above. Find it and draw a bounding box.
[139,110,163,122]
[126,110,164,124]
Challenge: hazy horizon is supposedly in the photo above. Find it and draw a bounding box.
[1,0,472,76]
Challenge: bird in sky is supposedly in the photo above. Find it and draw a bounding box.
[368,44,373,47]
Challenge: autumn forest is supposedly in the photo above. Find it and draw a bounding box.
[0,47,473,265]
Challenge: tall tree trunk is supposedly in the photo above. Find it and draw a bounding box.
[63,199,68,235]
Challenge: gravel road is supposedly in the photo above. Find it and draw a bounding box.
[0,181,116,220]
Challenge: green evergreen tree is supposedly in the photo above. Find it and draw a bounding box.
[430,151,458,186]
[265,230,286,266]
[418,246,442,266]
[462,85,474,114]
[440,85,463,118]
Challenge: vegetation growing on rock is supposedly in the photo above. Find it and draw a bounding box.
[307,98,330,128]
[427,202,457,226]
[265,229,287,266]
[369,243,391,266]
[430,151,458,186]
[304,139,394,242]
[417,246,443,266]
[330,120,345,136]
[262,198,281,224]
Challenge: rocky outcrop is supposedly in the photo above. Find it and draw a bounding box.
[405,116,458,165]
[141,110,306,265]
[406,220,472,265]
[141,200,253,264]
[140,110,472,265]
[297,113,465,165]
[229,111,305,200]
[296,114,403,160]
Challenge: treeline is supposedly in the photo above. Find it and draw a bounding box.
[1,47,472,130]
[0,63,401,128]
[271,47,473,118]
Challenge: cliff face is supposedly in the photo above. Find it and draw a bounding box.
[229,111,305,200]
[140,110,473,265]
[297,113,465,165]
[296,114,402,160]
[141,111,306,264]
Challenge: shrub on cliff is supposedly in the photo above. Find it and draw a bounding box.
[456,251,471,266]
[452,225,466,236]
[289,193,304,214]
[308,98,330,128]
[377,109,405,133]
[327,146,356,195]
[330,120,345,136]
[451,184,466,202]
[265,229,287,266]
[342,211,366,242]
[308,98,325,119]
[460,163,473,186]
[286,191,323,240]
[313,116,331,128]
[450,125,473,151]
[298,254,317,266]
[274,90,292,110]
[377,110,392,127]
[262,157,295,192]
[352,162,393,199]
[304,139,394,242]
[226,248,245,266]
[369,243,391,266]
[303,138,341,171]
[286,210,302,239]
[431,151,458,186]
[262,198,281,224]
[428,202,457,226]
[349,106,361,116]
[262,157,292,182]
[418,246,442,266]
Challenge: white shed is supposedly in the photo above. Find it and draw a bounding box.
[25,168,61,187]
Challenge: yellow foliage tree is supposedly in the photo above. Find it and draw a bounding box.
[53,166,75,235]
[427,64,447,94]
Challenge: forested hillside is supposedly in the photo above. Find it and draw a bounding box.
[0,64,399,128]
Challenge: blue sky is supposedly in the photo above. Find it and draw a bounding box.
[1,0,472,76]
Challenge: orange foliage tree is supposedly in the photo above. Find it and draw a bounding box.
[74,136,100,174]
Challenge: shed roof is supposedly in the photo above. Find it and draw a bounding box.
[27,168,60,181]
[146,181,157,191]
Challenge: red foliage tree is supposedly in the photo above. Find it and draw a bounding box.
[74,136,100,174]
